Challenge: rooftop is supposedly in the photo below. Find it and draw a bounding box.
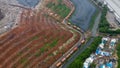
[104,0,120,18]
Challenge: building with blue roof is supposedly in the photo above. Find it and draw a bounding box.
[95,48,101,55]
[106,62,113,68]
[100,64,105,68]
[102,37,108,44]
[109,39,116,48]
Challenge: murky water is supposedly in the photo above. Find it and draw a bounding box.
[70,0,96,31]
[17,0,40,7]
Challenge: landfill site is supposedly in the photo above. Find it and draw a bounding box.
[0,0,23,34]
[83,37,118,68]
[0,0,40,35]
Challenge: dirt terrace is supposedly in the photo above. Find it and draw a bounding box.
[0,8,80,68]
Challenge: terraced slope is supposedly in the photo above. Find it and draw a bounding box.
[0,9,80,68]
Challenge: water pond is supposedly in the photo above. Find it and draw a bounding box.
[17,0,40,8]
[70,0,96,31]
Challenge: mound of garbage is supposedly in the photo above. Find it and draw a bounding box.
[0,9,4,20]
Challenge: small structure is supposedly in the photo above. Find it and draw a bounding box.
[98,37,108,49]
[99,62,113,68]
[102,37,108,44]
[99,43,104,49]
[95,48,101,55]
[109,39,116,48]
[106,62,113,68]
[100,64,106,68]
[95,48,111,56]
[100,51,110,56]
[83,57,94,68]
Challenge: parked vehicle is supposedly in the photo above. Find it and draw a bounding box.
[73,47,78,52]
[56,62,62,67]
[81,39,85,44]
[61,58,66,62]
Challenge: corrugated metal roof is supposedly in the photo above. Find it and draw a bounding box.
[105,0,120,18]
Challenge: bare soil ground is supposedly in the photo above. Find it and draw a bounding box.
[0,9,80,68]
[0,0,81,68]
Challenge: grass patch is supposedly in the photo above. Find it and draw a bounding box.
[67,36,102,68]
[29,35,39,41]
[17,48,29,57]
[90,63,96,68]
[46,0,71,18]
[116,42,120,68]
[20,58,27,64]
[35,38,59,57]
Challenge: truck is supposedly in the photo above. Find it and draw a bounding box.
[81,39,85,44]
[56,62,62,67]
[73,47,78,51]
[61,57,66,62]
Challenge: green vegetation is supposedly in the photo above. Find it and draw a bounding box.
[46,0,71,18]
[99,6,120,35]
[35,39,59,57]
[90,63,96,68]
[20,58,27,64]
[89,9,99,30]
[99,7,109,32]
[29,35,39,41]
[116,42,120,68]
[44,14,49,18]
[67,37,102,68]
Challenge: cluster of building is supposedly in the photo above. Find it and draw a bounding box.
[83,37,118,68]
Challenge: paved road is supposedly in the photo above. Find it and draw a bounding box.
[91,12,101,37]
[62,37,94,68]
